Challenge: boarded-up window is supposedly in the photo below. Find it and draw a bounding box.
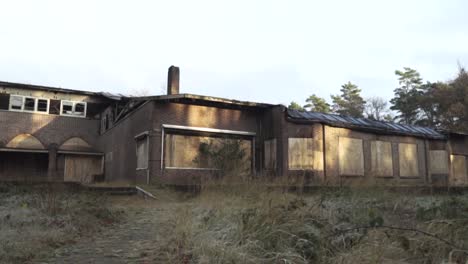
[264,139,276,169]
[288,138,313,169]
[339,137,364,176]
[136,137,148,169]
[371,141,393,177]
[164,134,252,174]
[430,150,449,174]
[399,143,419,177]
[451,155,467,185]
[49,100,61,115]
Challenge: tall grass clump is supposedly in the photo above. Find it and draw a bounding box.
[169,140,468,263]
[167,182,468,263]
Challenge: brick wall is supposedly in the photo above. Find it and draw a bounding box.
[97,101,154,183]
[0,111,100,149]
[150,102,262,185]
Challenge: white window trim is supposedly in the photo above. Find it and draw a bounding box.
[9,95,24,111]
[8,95,50,114]
[23,96,37,112]
[36,98,50,113]
[60,100,87,118]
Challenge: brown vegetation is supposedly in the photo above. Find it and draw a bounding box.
[0,184,122,263]
[162,182,468,263]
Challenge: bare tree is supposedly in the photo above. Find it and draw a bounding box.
[365,97,391,121]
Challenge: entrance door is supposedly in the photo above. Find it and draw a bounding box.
[64,155,103,183]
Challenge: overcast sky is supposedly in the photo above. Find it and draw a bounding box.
[0,0,467,106]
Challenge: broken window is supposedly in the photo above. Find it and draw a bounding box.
[264,139,276,169]
[75,103,85,114]
[338,137,364,176]
[9,95,23,110]
[62,101,73,114]
[61,101,87,117]
[136,136,148,169]
[24,97,36,111]
[37,99,49,112]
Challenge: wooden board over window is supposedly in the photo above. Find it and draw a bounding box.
[371,141,393,177]
[64,155,102,183]
[399,143,419,177]
[451,155,467,185]
[288,138,314,170]
[264,139,276,169]
[338,137,364,176]
[136,137,148,170]
[429,150,449,174]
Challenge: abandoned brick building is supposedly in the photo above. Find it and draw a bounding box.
[0,66,467,187]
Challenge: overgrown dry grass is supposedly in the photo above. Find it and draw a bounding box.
[0,183,123,263]
[163,182,468,264]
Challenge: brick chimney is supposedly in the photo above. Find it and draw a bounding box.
[167,65,180,95]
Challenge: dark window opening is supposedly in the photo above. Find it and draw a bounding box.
[0,94,10,110]
[37,99,48,112]
[75,103,85,114]
[24,97,36,111]
[62,102,73,114]
[105,114,109,130]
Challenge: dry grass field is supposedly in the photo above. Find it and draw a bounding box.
[1,183,467,263]
[0,184,123,263]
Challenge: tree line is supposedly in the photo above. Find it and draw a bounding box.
[288,66,468,132]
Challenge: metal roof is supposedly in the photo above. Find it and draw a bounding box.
[287,109,446,140]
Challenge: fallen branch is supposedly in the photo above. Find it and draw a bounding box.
[329,225,468,251]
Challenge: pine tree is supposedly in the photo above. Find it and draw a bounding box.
[304,94,331,113]
[331,82,366,117]
[390,67,422,124]
[288,101,305,111]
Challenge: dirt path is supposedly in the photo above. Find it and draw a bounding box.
[46,196,180,264]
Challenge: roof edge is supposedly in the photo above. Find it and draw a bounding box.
[132,93,276,108]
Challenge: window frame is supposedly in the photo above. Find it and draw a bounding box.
[36,98,50,113]
[60,100,87,118]
[23,97,36,112]
[8,95,50,114]
[9,95,24,111]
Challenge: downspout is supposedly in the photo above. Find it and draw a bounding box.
[322,124,327,183]
[424,139,429,186]
[160,127,165,171]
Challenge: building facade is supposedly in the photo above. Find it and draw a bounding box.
[0,66,467,187]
